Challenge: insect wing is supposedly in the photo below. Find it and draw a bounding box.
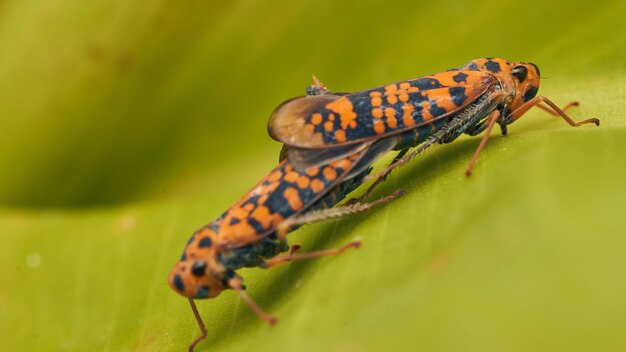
[218,148,369,248]
[269,70,495,149]
[343,138,398,180]
[287,143,368,171]
[268,94,343,145]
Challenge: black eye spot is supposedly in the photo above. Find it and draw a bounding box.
[198,236,212,248]
[511,66,528,83]
[173,274,185,292]
[523,86,539,102]
[191,261,207,277]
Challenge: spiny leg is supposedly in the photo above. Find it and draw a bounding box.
[188,299,208,352]
[509,96,599,126]
[465,110,501,176]
[312,74,327,90]
[277,189,404,240]
[344,149,408,205]
[307,74,349,97]
[228,277,277,325]
[359,133,442,194]
[260,241,361,269]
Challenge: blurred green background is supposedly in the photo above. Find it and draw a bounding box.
[1,0,625,351]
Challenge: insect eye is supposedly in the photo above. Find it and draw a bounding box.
[191,261,207,277]
[511,66,528,83]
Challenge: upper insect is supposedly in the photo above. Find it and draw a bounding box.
[268,58,542,151]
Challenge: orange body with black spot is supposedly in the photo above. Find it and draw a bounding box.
[172,58,599,351]
[169,147,377,300]
[270,58,551,168]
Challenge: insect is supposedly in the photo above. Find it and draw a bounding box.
[269,58,600,201]
[169,144,402,351]
[171,58,600,350]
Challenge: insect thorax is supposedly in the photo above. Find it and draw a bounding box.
[218,235,289,270]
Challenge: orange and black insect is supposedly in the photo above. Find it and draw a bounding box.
[169,142,401,351]
[270,58,600,196]
[171,58,599,351]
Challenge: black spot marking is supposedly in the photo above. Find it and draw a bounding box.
[529,62,540,77]
[351,96,373,116]
[197,286,209,298]
[523,86,539,102]
[449,87,467,107]
[180,252,187,261]
[484,60,501,73]
[244,196,259,206]
[248,216,266,234]
[452,72,468,83]
[191,261,207,276]
[464,62,479,71]
[511,66,528,83]
[198,236,213,248]
[229,217,241,226]
[429,103,447,117]
[173,274,184,292]
[413,77,444,90]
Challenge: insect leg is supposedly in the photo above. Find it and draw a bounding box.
[344,149,408,205]
[188,299,208,352]
[276,189,405,240]
[465,109,501,176]
[535,101,578,115]
[306,75,333,96]
[306,74,350,97]
[260,241,361,269]
[360,134,442,190]
[465,120,490,136]
[507,96,600,126]
[312,74,327,90]
[228,276,278,325]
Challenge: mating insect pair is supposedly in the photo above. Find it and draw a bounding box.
[169,58,599,351]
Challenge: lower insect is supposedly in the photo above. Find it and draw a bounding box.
[170,150,402,351]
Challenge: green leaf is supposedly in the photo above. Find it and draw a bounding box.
[1,1,625,351]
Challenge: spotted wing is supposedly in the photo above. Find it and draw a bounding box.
[269,69,496,149]
[217,145,371,248]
